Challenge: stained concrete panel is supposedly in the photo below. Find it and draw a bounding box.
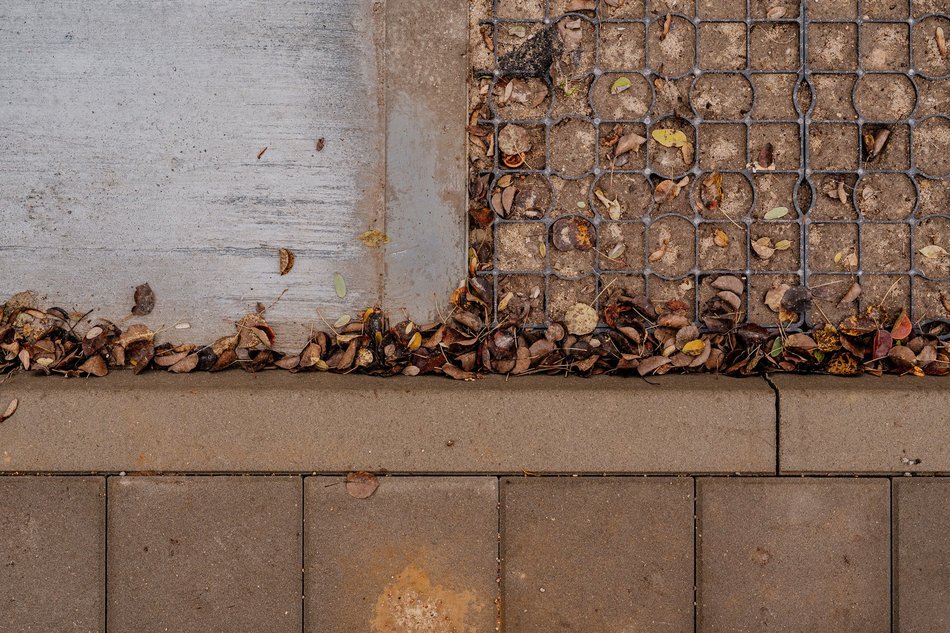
[0,0,465,347]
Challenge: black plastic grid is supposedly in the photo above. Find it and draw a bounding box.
[474,0,950,329]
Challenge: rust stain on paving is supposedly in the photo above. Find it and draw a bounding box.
[372,563,481,633]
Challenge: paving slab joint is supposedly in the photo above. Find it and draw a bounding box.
[763,373,781,475]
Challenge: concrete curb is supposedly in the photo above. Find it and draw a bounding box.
[774,375,950,475]
[0,372,774,474]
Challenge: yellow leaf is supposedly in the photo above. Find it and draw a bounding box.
[408,331,422,351]
[682,339,706,356]
[774,239,792,251]
[359,229,391,248]
[764,207,790,220]
[651,128,688,148]
[610,76,632,94]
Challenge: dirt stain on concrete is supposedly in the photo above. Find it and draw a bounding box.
[371,563,479,633]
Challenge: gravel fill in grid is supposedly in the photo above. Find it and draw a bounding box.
[469,0,949,329]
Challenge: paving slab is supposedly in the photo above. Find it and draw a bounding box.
[697,478,890,633]
[304,476,497,632]
[0,372,775,473]
[107,476,301,633]
[500,477,694,632]
[0,476,105,633]
[893,478,950,632]
[774,375,950,474]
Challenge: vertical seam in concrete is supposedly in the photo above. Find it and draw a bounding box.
[103,475,110,633]
[496,476,504,633]
[378,0,389,304]
[763,374,781,475]
[300,475,306,633]
[692,476,698,633]
[890,477,896,633]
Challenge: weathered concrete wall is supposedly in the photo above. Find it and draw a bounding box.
[0,0,465,347]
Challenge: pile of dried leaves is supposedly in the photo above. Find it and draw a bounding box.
[2,279,948,380]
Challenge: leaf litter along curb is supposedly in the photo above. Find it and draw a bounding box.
[2,277,950,380]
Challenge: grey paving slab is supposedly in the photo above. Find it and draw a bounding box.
[0,0,465,348]
[0,372,776,473]
[697,478,890,633]
[107,476,301,633]
[0,476,105,633]
[304,476,497,633]
[893,478,950,632]
[500,477,694,633]
[382,0,467,314]
[775,375,950,474]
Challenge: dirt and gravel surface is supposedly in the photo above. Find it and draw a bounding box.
[468,0,950,331]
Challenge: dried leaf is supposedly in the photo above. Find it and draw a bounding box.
[1,398,18,423]
[753,143,775,170]
[764,284,790,312]
[607,242,626,260]
[661,13,672,40]
[786,333,817,350]
[333,273,347,299]
[333,314,351,328]
[827,352,860,376]
[131,283,155,316]
[358,230,391,248]
[937,26,947,56]
[891,310,913,340]
[649,238,669,263]
[766,6,786,19]
[610,76,632,95]
[551,217,595,251]
[865,128,891,161]
[278,248,295,275]
[79,354,109,377]
[498,124,532,156]
[872,329,893,358]
[752,237,775,260]
[888,345,917,369]
[700,171,723,211]
[594,188,622,220]
[838,282,862,307]
[564,303,598,335]
[764,207,789,220]
[680,141,692,165]
[442,363,476,380]
[614,132,646,157]
[315,137,326,151]
[774,239,792,251]
[345,471,379,499]
[502,186,517,214]
[713,228,730,248]
[168,353,199,374]
[651,128,688,148]
[653,177,689,204]
[638,355,671,376]
[919,245,948,259]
